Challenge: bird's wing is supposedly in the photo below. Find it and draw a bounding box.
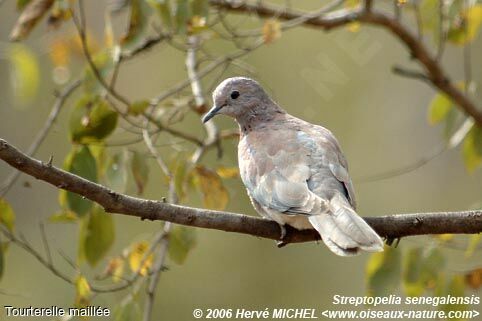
[300,126,357,209]
[239,128,328,216]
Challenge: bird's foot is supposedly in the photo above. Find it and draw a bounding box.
[276,224,288,248]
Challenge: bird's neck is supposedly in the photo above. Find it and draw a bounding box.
[236,103,286,136]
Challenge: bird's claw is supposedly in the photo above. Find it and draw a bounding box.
[276,224,287,248]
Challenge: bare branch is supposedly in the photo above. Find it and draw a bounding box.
[1,138,481,245]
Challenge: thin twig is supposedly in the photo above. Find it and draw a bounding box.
[0,80,81,197]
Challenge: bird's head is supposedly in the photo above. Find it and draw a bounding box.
[202,77,279,123]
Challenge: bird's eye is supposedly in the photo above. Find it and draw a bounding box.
[230,90,240,99]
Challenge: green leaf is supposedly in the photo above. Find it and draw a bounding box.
[69,95,118,143]
[448,5,482,45]
[175,0,190,33]
[462,125,482,172]
[80,206,115,266]
[17,0,32,10]
[61,146,98,217]
[403,247,425,297]
[128,100,149,116]
[0,199,15,232]
[0,242,4,281]
[121,0,149,46]
[173,155,187,200]
[366,246,401,297]
[105,152,128,193]
[83,50,114,94]
[116,297,141,321]
[428,93,453,125]
[130,151,149,195]
[440,275,467,319]
[193,165,229,210]
[147,0,173,30]
[403,246,445,297]
[420,0,441,40]
[49,210,78,223]
[465,234,481,258]
[168,225,196,264]
[7,44,40,106]
[191,0,209,18]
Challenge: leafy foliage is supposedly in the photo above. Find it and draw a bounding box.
[69,95,118,143]
[79,206,115,266]
[168,225,196,264]
[60,146,98,217]
[0,198,15,233]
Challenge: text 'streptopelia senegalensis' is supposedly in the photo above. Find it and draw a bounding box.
[202,77,384,256]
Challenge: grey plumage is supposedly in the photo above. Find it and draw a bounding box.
[203,77,384,256]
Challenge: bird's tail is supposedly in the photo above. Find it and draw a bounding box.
[308,193,384,256]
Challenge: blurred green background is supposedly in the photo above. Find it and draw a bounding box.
[0,1,481,320]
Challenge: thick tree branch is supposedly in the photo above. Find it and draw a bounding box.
[0,138,481,244]
[209,0,482,125]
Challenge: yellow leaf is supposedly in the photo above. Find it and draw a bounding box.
[262,19,281,44]
[216,166,239,179]
[194,166,229,210]
[75,275,92,306]
[345,0,360,8]
[347,22,361,32]
[7,44,40,106]
[448,5,482,45]
[436,234,454,242]
[128,241,152,276]
[0,198,15,232]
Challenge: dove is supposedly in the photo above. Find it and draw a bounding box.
[202,77,384,256]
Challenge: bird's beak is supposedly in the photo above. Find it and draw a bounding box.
[202,104,223,123]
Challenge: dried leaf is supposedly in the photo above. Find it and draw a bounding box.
[194,166,229,210]
[10,0,55,41]
[262,19,281,44]
[465,268,482,289]
[102,256,125,283]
